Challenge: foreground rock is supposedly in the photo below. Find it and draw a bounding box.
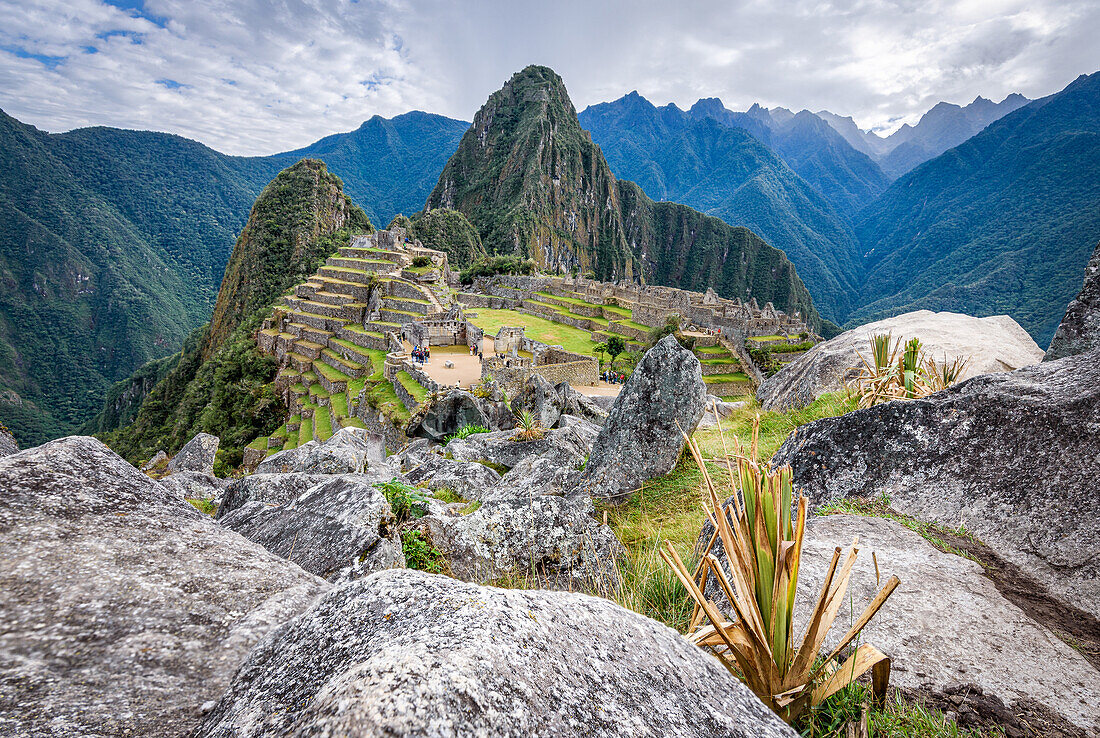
[167,431,220,474]
[217,473,334,518]
[196,570,796,738]
[758,310,1043,410]
[446,425,590,472]
[256,428,383,475]
[801,516,1099,734]
[773,350,1100,619]
[1046,240,1100,360]
[219,475,404,583]
[576,335,706,502]
[0,437,328,737]
[510,372,564,428]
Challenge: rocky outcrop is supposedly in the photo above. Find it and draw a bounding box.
[404,389,514,442]
[219,475,404,583]
[217,473,333,519]
[1046,240,1100,361]
[798,516,1100,734]
[254,429,384,475]
[196,570,796,738]
[510,372,564,429]
[576,335,706,502]
[402,452,503,500]
[158,470,229,501]
[446,425,590,472]
[0,437,328,737]
[0,426,17,458]
[167,431,219,474]
[772,351,1100,618]
[556,381,609,424]
[758,310,1043,410]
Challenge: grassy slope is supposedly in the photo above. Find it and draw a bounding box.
[466,308,602,355]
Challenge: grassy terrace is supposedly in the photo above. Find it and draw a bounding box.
[396,371,429,403]
[696,345,730,355]
[747,334,801,342]
[313,406,333,441]
[466,308,601,356]
[703,372,752,383]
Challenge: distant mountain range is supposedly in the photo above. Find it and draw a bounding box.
[817,94,1031,178]
[1,67,1096,447]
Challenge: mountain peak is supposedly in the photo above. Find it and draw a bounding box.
[689,97,727,119]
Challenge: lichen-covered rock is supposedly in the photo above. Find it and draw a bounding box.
[167,431,220,474]
[158,470,229,501]
[446,425,588,471]
[422,490,622,593]
[219,475,404,584]
[1046,240,1100,360]
[296,427,381,474]
[196,570,796,738]
[140,449,168,471]
[556,381,609,425]
[510,372,564,429]
[217,473,334,519]
[772,351,1100,618]
[404,389,514,441]
[553,413,602,449]
[757,310,1043,411]
[576,335,706,502]
[256,441,318,474]
[402,452,503,500]
[0,437,328,737]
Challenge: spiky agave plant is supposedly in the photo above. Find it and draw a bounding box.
[510,409,546,442]
[850,334,968,408]
[661,413,900,724]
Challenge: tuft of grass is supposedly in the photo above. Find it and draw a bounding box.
[443,424,490,444]
[431,487,467,504]
[374,477,432,523]
[187,498,217,516]
[614,538,694,632]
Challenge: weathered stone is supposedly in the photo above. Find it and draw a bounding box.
[196,570,796,738]
[510,372,564,429]
[555,413,602,449]
[794,516,1098,733]
[1046,240,1100,360]
[219,475,404,584]
[167,431,220,474]
[772,350,1100,618]
[758,310,1044,411]
[0,427,16,459]
[446,425,588,471]
[700,397,747,427]
[140,449,168,471]
[0,437,328,737]
[158,470,229,501]
[296,427,381,474]
[498,453,584,500]
[217,473,335,519]
[576,335,706,502]
[556,381,609,425]
[403,452,503,501]
[404,389,514,441]
[255,441,317,474]
[422,490,622,593]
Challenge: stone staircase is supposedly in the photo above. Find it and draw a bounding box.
[247,230,449,462]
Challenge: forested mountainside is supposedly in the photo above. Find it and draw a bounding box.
[426,65,820,329]
[579,93,862,321]
[94,160,371,468]
[851,72,1100,343]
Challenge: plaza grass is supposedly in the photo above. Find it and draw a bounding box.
[466,308,601,356]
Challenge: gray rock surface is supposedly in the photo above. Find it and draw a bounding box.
[404,389,514,441]
[576,335,706,502]
[796,516,1099,733]
[700,397,747,427]
[296,427,382,474]
[510,372,564,429]
[0,436,328,737]
[158,470,229,501]
[0,427,16,458]
[422,485,622,593]
[140,449,168,471]
[167,431,220,474]
[196,570,796,738]
[552,413,601,449]
[217,473,334,519]
[219,475,404,584]
[403,452,503,500]
[1046,240,1100,360]
[758,310,1044,411]
[255,441,317,474]
[446,425,589,471]
[556,381,609,425]
[772,350,1100,618]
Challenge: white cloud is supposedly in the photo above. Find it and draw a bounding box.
[0,0,1095,154]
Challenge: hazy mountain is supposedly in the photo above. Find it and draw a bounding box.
[851,73,1100,343]
[819,93,1031,178]
[579,92,862,320]
[428,66,820,327]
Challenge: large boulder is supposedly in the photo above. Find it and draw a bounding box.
[757,310,1044,411]
[196,570,796,738]
[1046,240,1100,360]
[255,441,318,474]
[0,437,328,737]
[800,516,1099,734]
[772,350,1100,619]
[254,430,384,475]
[556,381,609,425]
[158,470,230,501]
[576,335,706,502]
[217,473,334,519]
[510,372,564,429]
[219,475,404,583]
[167,431,220,474]
[404,389,513,441]
[446,425,589,471]
[402,452,503,500]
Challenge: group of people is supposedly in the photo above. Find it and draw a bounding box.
[468,344,483,361]
[411,345,430,364]
[601,370,626,385]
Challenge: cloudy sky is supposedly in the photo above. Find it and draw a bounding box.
[1,0,1096,156]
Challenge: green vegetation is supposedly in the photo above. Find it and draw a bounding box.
[465,308,601,355]
[374,477,431,524]
[395,371,429,403]
[799,684,1002,738]
[401,529,447,573]
[407,208,488,268]
[444,424,490,444]
[459,255,536,283]
[187,498,218,516]
[98,161,370,470]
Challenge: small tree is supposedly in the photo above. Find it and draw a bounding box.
[605,335,626,368]
[593,341,608,368]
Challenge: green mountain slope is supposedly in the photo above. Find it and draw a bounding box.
[852,72,1100,343]
[579,93,861,320]
[428,65,820,328]
[96,160,371,468]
